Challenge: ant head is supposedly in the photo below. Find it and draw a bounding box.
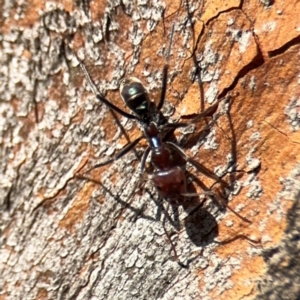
[120,77,150,116]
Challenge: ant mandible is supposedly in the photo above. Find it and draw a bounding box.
[78,25,226,207]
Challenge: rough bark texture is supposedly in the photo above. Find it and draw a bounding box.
[1,0,300,299]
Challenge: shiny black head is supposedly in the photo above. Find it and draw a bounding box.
[120,77,150,116]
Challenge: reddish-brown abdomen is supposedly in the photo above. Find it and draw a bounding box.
[152,166,186,205]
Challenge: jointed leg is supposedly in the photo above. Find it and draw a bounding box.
[84,135,144,174]
[166,141,226,184]
[161,203,188,268]
[166,141,251,223]
[139,146,151,176]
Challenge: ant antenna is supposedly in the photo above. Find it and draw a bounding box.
[157,23,175,111]
[166,23,175,63]
[78,56,139,120]
[79,62,101,95]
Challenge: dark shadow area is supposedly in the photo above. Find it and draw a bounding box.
[255,191,300,300]
[184,204,219,247]
[268,35,300,58]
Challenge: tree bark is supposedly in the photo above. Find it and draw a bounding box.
[1,0,300,299]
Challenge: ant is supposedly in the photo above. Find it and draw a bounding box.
[78,25,225,206]
[76,24,255,267]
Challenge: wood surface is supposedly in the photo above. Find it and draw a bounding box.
[1,0,300,299]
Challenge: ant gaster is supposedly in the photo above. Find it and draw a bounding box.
[79,25,225,206]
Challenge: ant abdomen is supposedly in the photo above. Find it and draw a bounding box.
[152,166,187,206]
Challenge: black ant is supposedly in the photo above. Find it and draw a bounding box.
[78,25,225,205]
[76,24,255,267]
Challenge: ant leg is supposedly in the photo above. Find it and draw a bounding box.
[166,141,226,184]
[84,135,144,174]
[163,98,226,131]
[157,24,175,111]
[167,142,252,223]
[161,204,188,268]
[139,146,151,175]
[189,99,222,124]
[157,64,169,111]
[181,191,215,198]
[130,146,151,193]
[182,191,251,224]
[215,234,261,246]
[79,62,139,121]
[163,122,190,130]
